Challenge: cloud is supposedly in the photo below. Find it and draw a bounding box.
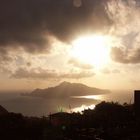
[11,68,58,79]
[0,50,16,74]
[68,58,93,69]
[101,68,111,74]
[11,67,94,79]
[0,0,111,54]
[112,69,120,74]
[107,0,140,64]
[0,51,12,63]
[3,0,140,65]
[61,71,94,79]
[101,68,120,74]
[111,47,140,64]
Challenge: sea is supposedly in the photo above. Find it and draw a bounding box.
[0,90,134,117]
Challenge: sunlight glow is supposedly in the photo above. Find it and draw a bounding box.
[72,95,103,100]
[84,95,103,100]
[71,35,113,69]
[72,104,95,113]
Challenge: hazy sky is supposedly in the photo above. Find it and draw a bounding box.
[1,0,140,91]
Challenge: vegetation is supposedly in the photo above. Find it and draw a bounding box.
[0,101,140,140]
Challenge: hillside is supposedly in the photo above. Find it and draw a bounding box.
[26,81,110,98]
[0,105,8,115]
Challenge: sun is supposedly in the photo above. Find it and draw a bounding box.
[71,35,112,69]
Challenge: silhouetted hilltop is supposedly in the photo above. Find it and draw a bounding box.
[26,81,110,98]
[0,105,8,115]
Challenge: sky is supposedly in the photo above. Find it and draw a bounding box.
[1,0,140,91]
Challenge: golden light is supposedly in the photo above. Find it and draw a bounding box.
[72,104,95,113]
[72,95,103,100]
[84,95,103,100]
[71,35,113,69]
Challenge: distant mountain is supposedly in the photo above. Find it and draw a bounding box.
[0,105,8,115]
[25,81,110,98]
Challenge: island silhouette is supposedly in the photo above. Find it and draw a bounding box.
[22,81,110,98]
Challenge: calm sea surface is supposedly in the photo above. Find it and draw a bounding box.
[0,90,134,116]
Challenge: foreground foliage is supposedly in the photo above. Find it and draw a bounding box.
[0,101,140,140]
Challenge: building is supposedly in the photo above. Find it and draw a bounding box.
[134,90,140,117]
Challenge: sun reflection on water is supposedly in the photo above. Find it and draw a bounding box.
[71,95,103,113]
[72,95,103,100]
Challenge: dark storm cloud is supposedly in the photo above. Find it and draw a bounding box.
[11,67,94,79]
[0,0,111,54]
